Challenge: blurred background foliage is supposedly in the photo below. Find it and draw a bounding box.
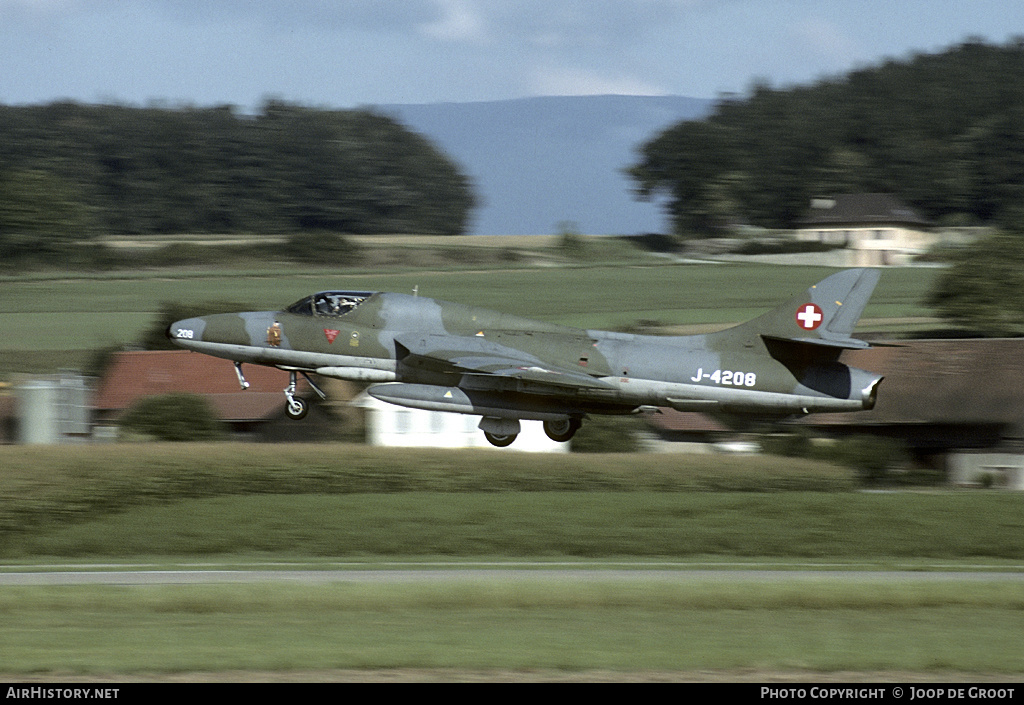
[629,40,1024,236]
[0,100,475,255]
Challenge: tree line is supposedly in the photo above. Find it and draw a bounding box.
[0,100,476,259]
[629,39,1024,236]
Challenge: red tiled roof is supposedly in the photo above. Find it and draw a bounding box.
[93,350,310,421]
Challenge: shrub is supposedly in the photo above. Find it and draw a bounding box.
[809,435,910,484]
[570,415,643,453]
[763,432,910,485]
[283,231,363,265]
[119,393,228,442]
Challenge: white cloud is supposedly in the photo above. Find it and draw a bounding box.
[530,65,668,97]
[789,17,859,69]
[419,0,489,43]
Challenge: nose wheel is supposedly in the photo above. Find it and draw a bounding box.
[285,396,309,420]
[282,369,326,421]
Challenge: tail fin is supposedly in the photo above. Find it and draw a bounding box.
[725,268,880,350]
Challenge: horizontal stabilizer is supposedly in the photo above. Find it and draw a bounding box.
[762,335,872,351]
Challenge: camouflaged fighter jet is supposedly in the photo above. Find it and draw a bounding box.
[167,268,883,447]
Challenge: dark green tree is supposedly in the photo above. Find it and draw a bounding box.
[927,227,1024,335]
[0,168,93,260]
[0,100,476,240]
[629,39,1024,236]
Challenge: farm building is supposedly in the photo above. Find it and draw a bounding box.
[91,350,564,449]
[91,350,343,442]
[799,338,1024,489]
[795,193,934,266]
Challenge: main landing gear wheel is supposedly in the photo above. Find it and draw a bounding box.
[543,418,581,443]
[483,431,517,447]
[479,417,521,447]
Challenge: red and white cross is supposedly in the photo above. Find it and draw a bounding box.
[796,303,823,330]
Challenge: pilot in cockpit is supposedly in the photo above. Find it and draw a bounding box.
[315,295,333,315]
[316,294,358,316]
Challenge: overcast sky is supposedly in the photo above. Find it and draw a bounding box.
[2,0,1022,110]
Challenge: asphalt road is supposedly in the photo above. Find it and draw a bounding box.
[3,564,1024,586]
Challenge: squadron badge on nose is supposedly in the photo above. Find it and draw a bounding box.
[267,321,282,346]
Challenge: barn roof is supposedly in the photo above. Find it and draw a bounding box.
[797,194,932,228]
[814,338,1024,432]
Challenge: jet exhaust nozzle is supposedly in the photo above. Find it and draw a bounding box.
[862,375,883,410]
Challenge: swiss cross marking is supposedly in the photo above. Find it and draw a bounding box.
[796,304,823,330]
[324,329,340,344]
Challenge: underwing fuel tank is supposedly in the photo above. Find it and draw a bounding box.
[367,383,572,422]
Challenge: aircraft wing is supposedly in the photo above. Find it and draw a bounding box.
[394,333,615,393]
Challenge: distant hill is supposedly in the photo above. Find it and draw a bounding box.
[380,95,711,236]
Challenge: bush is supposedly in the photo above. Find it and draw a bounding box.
[815,435,909,484]
[557,221,587,260]
[119,393,228,442]
[283,231,363,265]
[762,432,910,485]
[570,415,643,453]
[760,430,813,457]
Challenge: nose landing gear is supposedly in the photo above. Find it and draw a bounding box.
[283,369,327,421]
[233,362,250,390]
[233,363,326,421]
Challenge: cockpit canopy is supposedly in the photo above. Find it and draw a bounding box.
[285,291,376,317]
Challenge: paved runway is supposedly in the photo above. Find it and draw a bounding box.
[3,563,1024,586]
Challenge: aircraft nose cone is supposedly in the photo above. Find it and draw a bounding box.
[166,317,205,347]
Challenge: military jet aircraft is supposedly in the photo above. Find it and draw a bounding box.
[168,268,883,447]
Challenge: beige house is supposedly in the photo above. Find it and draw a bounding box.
[795,193,933,266]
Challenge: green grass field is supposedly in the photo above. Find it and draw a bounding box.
[3,443,861,561]
[2,444,1023,678]
[3,580,1023,675]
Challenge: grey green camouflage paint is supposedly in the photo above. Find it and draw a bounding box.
[169,269,883,444]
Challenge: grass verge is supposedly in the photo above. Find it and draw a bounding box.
[1,580,1022,674]
[5,491,1024,560]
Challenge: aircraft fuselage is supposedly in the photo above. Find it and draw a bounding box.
[169,287,881,429]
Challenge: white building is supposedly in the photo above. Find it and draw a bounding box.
[795,193,934,266]
[14,372,91,444]
[355,392,569,452]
